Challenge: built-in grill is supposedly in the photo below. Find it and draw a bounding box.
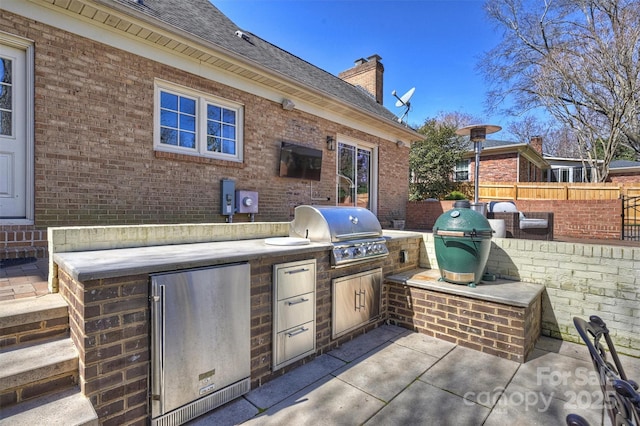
[290,205,389,267]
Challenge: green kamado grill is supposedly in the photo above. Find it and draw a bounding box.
[433,205,493,287]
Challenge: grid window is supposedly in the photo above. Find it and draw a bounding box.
[206,104,237,155]
[453,160,470,182]
[155,82,243,161]
[0,57,13,136]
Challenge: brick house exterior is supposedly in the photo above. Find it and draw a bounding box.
[461,137,548,184]
[605,160,640,183]
[467,136,640,185]
[0,0,421,260]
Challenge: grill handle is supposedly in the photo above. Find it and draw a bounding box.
[335,231,381,240]
[434,230,465,237]
[434,228,493,238]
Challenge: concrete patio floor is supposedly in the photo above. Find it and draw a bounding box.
[187,324,640,426]
[3,258,639,425]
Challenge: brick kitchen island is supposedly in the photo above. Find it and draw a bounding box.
[53,231,422,425]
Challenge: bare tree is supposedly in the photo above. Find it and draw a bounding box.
[482,0,640,182]
[546,126,582,157]
[436,111,481,130]
[505,115,554,147]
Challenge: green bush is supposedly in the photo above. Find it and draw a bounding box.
[443,191,467,200]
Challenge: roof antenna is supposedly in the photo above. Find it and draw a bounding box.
[391,87,415,125]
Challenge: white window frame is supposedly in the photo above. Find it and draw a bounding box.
[453,159,470,182]
[154,80,243,162]
[335,135,378,214]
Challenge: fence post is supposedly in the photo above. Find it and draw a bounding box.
[621,195,624,240]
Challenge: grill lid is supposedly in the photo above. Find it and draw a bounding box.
[433,208,492,238]
[290,205,383,242]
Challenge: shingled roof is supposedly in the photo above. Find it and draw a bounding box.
[108,0,402,125]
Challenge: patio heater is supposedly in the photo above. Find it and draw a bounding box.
[455,124,501,214]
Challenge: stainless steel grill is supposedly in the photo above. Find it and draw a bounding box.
[290,205,389,267]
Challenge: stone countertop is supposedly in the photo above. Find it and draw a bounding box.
[386,268,544,308]
[53,230,422,283]
[54,239,332,282]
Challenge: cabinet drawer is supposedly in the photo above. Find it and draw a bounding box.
[276,260,316,300]
[274,321,315,367]
[276,292,315,332]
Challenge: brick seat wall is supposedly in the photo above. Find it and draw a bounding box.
[386,281,541,363]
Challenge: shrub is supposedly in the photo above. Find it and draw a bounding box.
[443,191,467,200]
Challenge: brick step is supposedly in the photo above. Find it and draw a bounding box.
[0,246,48,261]
[0,386,98,426]
[0,294,69,349]
[0,337,79,407]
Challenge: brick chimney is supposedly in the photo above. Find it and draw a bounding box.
[529,136,543,155]
[338,54,384,104]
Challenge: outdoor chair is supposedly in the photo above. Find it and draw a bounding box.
[565,413,590,426]
[486,201,554,240]
[570,315,640,426]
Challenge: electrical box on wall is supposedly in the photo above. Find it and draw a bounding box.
[236,190,258,214]
[220,179,235,216]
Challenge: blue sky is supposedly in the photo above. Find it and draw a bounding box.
[215,0,509,131]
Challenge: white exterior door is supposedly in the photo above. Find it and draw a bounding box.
[0,44,26,218]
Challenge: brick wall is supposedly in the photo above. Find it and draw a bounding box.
[478,153,519,182]
[337,55,384,104]
[387,284,541,362]
[407,199,621,240]
[0,226,48,259]
[609,173,640,183]
[0,13,409,258]
[58,268,149,426]
[467,151,545,183]
[418,233,640,358]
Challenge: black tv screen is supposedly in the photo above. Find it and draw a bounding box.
[279,142,323,181]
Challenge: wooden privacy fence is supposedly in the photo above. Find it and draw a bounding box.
[476,182,640,201]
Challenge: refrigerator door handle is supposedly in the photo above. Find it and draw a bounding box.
[151,284,165,413]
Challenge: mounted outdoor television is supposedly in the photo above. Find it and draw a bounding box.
[278,142,323,181]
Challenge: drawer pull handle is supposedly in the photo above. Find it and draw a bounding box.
[287,327,309,338]
[287,297,309,306]
[285,268,310,274]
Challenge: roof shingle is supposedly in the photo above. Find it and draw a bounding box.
[110,0,400,123]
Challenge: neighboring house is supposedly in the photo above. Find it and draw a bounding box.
[0,0,421,259]
[608,160,640,183]
[543,156,594,183]
[456,136,548,183]
[539,157,640,183]
[458,136,640,184]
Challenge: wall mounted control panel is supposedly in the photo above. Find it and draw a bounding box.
[236,190,258,214]
[220,179,235,216]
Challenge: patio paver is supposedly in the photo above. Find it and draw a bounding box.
[185,324,621,425]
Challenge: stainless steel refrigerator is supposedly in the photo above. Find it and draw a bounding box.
[150,263,251,426]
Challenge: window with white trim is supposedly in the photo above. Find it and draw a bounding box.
[453,160,470,182]
[154,81,243,161]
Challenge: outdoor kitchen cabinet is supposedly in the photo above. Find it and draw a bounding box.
[273,259,316,371]
[332,268,382,339]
